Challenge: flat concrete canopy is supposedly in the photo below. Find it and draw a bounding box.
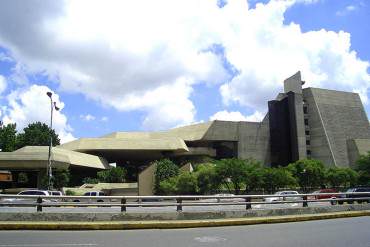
[0,146,109,170]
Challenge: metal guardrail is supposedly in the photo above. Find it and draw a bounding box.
[0,192,369,212]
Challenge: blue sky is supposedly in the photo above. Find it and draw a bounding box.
[0,0,369,142]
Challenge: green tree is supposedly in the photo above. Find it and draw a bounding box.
[82,177,99,184]
[195,163,219,194]
[97,166,126,183]
[154,159,179,194]
[16,122,60,149]
[244,159,264,193]
[325,167,359,188]
[176,172,198,195]
[17,172,29,184]
[356,152,370,186]
[262,167,297,193]
[159,177,178,195]
[287,159,326,192]
[53,169,71,189]
[0,123,17,152]
[215,158,248,195]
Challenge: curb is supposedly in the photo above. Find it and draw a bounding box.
[0,210,369,230]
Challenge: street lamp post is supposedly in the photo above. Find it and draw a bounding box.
[46,92,59,191]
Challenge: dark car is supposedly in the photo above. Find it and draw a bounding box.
[338,187,370,205]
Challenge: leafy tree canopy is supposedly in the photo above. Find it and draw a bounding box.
[97,166,126,183]
[154,159,179,194]
[0,123,17,152]
[16,122,60,149]
[356,152,370,186]
[215,158,248,195]
[287,159,326,191]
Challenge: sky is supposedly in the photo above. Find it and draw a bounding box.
[0,0,369,143]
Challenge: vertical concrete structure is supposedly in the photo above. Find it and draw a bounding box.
[303,88,370,167]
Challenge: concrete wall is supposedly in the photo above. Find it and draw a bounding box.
[347,139,370,167]
[237,118,271,165]
[138,163,157,196]
[303,88,370,167]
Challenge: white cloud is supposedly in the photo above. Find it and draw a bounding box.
[0,0,368,130]
[80,114,95,121]
[336,5,357,16]
[1,85,75,143]
[0,75,6,94]
[101,116,108,122]
[210,110,264,122]
[219,0,370,109]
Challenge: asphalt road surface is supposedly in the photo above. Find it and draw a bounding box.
[0,216,369,247]
[0,201,332,213]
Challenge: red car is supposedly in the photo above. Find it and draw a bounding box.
[312,189,338,200]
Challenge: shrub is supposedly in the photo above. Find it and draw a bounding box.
[177,172,198,195]
[154,159,179,194]
[82,177,99,184]
[195,163,219,194]
[159,177,178,195]
[65,189,76,196]
[97,167,126,183]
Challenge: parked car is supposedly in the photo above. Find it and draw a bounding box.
[1,190,50,204]
[72,191,106,203]
[338,187,370,205]
[263,191,300,203]
[311,189,338,205]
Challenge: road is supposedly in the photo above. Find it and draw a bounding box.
[0,201,333,213]
[0,217,369,247]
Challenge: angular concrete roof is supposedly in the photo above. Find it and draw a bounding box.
[59,137,189,152]
[102,121,214,141]
[0,146,109,170]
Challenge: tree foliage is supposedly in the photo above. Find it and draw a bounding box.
[326,167,358,188]
[261,167,297,193]
[356,152,370,186]
[97,166,126,183]
[0,123,17,152]
[287,159,326,192]
[215,158,248,195]
[176,172,198,195]
[194,163,219,194]
[244,159,264,193]
[16,122,60,149]
[154,159,179,194]
[53,169,71,189]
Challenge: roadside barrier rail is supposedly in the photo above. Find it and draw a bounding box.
[0,192,369,212]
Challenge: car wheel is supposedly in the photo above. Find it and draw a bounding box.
[348,200,354,204]
[338,201,344,205]
[97,199,104,202]
[73,200,80,202]
[330,200,337,205]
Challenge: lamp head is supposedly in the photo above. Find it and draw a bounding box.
[54,102,60,111]
[46,92,52,98]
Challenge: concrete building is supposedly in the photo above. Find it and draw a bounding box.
[1,72,369,191]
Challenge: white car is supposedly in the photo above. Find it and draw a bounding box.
[264,191,301,203]
[1,190,50,204]
[72,191,106,203]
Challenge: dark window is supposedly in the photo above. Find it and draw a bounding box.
[307,150,311,155]
[306,140,310,145]
[305,130,310,135]
[303,106,308,114]
[91,192,97,196]
[304,119,309,125]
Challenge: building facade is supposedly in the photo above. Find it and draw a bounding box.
[1,72,370,190]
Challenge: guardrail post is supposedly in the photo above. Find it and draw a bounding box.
[176,198,182,212]
[302,195,308,207]
[36,197,42,212]
[245,197,251,210]
[121,198,126,212]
